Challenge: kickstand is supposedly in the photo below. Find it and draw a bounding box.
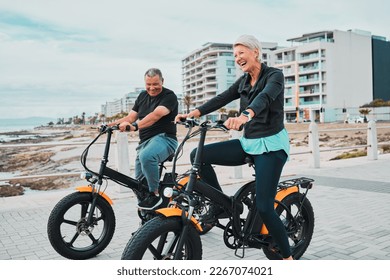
[234,245,246,259]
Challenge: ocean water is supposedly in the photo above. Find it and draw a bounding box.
[0,117,56,181]
[0,117,55,142]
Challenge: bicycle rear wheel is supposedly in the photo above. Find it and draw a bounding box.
[262,192,314,260]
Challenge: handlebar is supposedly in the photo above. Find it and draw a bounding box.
[176,118,199,128]
[176,118,230,132]
[97,124,120,133]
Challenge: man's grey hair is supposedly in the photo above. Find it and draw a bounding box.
[144,68,164,81]
[234,34,262,62]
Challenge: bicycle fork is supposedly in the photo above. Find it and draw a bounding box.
[173,198,197,259]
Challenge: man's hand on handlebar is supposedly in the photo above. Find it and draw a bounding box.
[174,114,188,124]
[102,121,136,132]
[118,121,137,132]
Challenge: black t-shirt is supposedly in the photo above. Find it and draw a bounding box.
[132,87,178,143]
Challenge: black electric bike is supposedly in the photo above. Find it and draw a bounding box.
[47,125,210,260]
[121,119,315,260]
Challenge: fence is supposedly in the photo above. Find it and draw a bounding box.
[306,120,381,168]
[1,121,389,182]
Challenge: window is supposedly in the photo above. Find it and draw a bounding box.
[226,60,235,66]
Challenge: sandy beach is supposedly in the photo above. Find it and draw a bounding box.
[1,122,390,197]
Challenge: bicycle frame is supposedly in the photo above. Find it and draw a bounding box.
[157,119,313,259]
[77,125,173,223]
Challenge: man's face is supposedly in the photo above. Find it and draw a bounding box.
[145,75,163,97]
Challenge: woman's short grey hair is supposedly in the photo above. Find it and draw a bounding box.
[144,68,164,81]
[234,34,262,62]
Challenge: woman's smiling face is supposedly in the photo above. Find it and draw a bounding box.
[234,44,259,73]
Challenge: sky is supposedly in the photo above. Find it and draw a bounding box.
[0,0,389,119]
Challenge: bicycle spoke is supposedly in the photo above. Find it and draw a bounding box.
[147,244,162,259]
[68,232,81,246]
[87,232,98,244]
[62,219,78,226]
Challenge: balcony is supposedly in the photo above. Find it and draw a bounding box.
[298,53,320,61]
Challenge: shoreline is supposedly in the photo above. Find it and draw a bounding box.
[0,125,98,197]
[1,122,390,197]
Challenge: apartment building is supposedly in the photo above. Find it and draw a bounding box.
[182,29,390,123]
[372,35,390,102]
[101,88,143,117]
[101,29,389,123]
[274,29,375,123]
[181,42,279,119]
[181,42,237,119]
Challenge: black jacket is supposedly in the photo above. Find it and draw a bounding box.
[197,63,285,138]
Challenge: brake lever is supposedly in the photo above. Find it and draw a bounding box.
[214,120,230,132]
[99,124,108,133]
[100,124,120,133]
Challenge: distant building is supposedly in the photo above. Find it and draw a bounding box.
[182,41,288,120]
[182,29,390,123]
[101,88,143,117]
[102,29,390,123]
[274,29,379,123]
[372,35,390,102]
[181,42,238,120]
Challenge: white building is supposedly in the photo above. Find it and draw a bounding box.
[181,42,280,120]
[181,42,238,119]
[101,88,143,117]
[182,29,390,123]
[274,29,373,123]
[101,29,389,123]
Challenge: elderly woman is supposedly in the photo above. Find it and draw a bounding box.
[175,35,292,260]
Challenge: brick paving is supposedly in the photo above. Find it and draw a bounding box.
[1,153,390,260]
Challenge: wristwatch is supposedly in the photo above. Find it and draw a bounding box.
[131,122,138,131]
[241,110,252,121]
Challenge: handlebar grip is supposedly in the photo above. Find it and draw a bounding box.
[125,125,131,132]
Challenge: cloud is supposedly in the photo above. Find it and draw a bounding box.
[0,0,389,119]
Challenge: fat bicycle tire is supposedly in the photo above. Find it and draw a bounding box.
[262,192,314,260]
[47,192,116,260]
[121,215,202,260]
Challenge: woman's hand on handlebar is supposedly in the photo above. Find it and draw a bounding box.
[224,115,247,131]
[174,109,201,123]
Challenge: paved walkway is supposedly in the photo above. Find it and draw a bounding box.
[1,153,390,260]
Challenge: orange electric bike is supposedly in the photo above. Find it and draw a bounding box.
[121,119,315,260]
[47,124,209,259]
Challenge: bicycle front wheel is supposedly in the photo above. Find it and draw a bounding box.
[47,192,115,259]
[121,215,202,260]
